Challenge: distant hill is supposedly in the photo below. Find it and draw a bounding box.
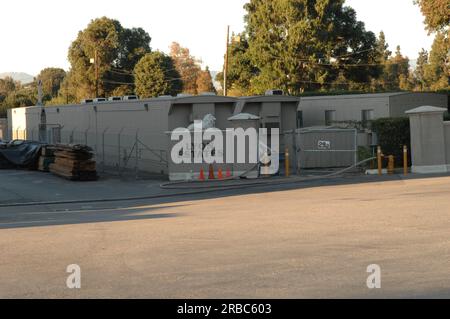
[0,72,35,84]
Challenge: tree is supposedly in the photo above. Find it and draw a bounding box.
[242,0,380,94]
[0,77,37,116]
[415,0,449,33]
[116,27,152,70]
[381,46,410,91]
[169,42,201,94]
[66,17,151,102]
[36,68,66,101]
[3,87,37,108]
[0,76,17,101]
[196,67,216,94]
[414,49,429,90]
[133,52,182,98]
[424,32,450,90]
[375,31,392,63]
[216,34,259,96]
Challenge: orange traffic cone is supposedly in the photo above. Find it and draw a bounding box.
[208,165,215,180]
[226,167,232,178]
[218,168,224,180]
[199,168,205,181]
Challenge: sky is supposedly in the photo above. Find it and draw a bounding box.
[0,0,435,76]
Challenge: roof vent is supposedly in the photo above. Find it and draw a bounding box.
[265,89,284,96]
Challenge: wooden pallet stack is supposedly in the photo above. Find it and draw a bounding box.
[49,144,98,181]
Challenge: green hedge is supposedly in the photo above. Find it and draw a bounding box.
[371,117,411,167]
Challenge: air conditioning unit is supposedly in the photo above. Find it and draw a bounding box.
[199,92,216,96]
[108,96,123,102]
[123,95,139,101]
[177,93,193,98]
[265,89,284,96]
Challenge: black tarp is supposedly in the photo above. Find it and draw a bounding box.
[0,141,43,169]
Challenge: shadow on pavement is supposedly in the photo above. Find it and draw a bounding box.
[0,204,184,230]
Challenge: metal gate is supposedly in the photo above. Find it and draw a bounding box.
[296,128,357,169]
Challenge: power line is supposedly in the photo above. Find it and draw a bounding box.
[296,79,398,85]
[102,76,188,86]
[262,50,407,67]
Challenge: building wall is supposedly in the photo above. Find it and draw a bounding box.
[9,107,39,140]
[389,93,448,117]
[0,118,7,140]
[298,95,390,127]
[444,122,450,166]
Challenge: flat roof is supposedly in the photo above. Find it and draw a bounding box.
[239,95,300,103]
[300,92,408,101]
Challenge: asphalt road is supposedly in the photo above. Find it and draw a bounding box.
[0,173,449,298]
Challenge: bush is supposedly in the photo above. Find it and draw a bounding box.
[371,117,411,167]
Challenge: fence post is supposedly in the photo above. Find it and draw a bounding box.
[377,146,382,176]
[70,128,76,144]
[388,155,395,175]
[291,130,298,175]
[118,127,124,172]
[403,145,408,175]
[102,128,108,173]
[285,147,290,177]
[135,130,139,180]
[354,129,358,166]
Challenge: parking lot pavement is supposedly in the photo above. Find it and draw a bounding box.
[0,170,166,205]
[0,172,449,298]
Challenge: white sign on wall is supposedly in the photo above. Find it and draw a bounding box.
[318,140,331,150]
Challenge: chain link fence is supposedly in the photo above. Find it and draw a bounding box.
[10,126,169,179]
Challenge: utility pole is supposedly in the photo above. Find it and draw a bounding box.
[95,49,99,98]
[91,49,99,97]
[223,25,230,96]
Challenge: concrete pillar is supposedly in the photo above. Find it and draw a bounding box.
[406,106,448,174]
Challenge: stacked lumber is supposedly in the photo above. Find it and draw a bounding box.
[49,144,98,181]
[38,146,56,172]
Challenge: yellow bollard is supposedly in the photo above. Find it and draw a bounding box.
[377,146,382,176]
[388,155,395,175]
[403,145,408,175]
[285,147,290,177]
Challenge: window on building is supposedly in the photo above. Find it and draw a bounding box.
[361,109,374,128]
[325,110,336,126]
[297,111,304,128]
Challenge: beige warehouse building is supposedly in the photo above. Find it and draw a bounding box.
[6,91,448,179]
[298,92,448,127]
[7,93,300,180]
